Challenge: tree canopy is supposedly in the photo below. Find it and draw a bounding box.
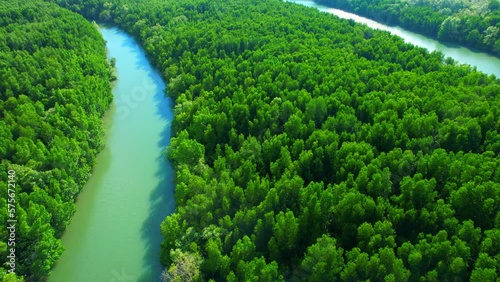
[43,0,500,280]
[0,0,112,280]
[315,0,500,56]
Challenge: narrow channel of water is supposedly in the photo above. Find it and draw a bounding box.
[289,0,500,77]
[48,26,174,282]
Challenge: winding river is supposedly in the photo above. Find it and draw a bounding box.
[48,27,174,282]
[49,2,500,281]
[289,0,500,77]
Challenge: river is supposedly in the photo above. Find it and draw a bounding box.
[48,26,174,282]
[48,2,500,281]
[289,0,500,77]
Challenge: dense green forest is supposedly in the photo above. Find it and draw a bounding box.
[48,0,500,281]
[0,0,490,280]
[315,0,500,56]
[0,0,113,280]
[47,0,500,281]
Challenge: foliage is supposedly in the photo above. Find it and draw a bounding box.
[315,0,500,56]
[47,0,500,280]
[161,249,203,282]
[0,0,112,280]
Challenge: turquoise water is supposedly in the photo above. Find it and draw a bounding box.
[48,26,174,282]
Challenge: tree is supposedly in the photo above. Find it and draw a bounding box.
[332,191,377,247]
[162,250,202,282]
[203,238,230,277]
[235,257,283,282]
[395,174,437,210]
[304,96,327,127]
[230,236,256,265]
[270,211,299,261]
[300,235,344,281]
[438,16,461,41]
[470,253,497,282]
[357,221,396,254]
[168,130,205,166]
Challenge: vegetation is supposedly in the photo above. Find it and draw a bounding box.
[0,0,113,280]
[315,0,500,56]
[33,0,500,280]
[49,0,500,280]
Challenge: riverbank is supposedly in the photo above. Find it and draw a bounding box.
[312,0,500,57]
[48,26,174,282]
[289,0,500,77]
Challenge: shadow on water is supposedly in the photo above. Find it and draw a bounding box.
[138,76,175,282]
[137,66,175,282]
[138,112,175,282]
[115,28,176,282]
